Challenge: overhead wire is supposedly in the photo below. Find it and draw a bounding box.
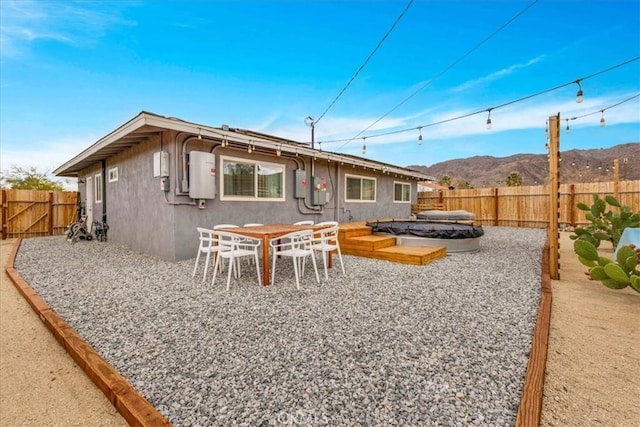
[317,56,639,145]
[338,0,540,148]
[567,93,639,121]
[314,0,414,126]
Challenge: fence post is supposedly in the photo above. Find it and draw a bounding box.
[613,158,620,201]
[1,189,6,240]
[548,113,560,280]
[48,191,54,236]
[569,184,576,227]
[493,188,499,226]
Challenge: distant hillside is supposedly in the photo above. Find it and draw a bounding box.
[408,143,639,188]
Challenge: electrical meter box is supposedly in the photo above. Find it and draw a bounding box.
[153,151,169,177]
[294,169,307,199]
[311,176,327,206]
[188,151,216,199]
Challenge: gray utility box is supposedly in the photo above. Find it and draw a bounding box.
[311,176,327,206]
[189,151,216,199]
[294,169,307,199]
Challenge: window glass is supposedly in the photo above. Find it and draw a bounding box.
[95,174,103,203]
[345,174,376,202]
[394,182,411,202]
[108,167,118,182]
[221,156,284,200]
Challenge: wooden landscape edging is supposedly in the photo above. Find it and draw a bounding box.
[516,237,552,426]
[6,235,554,425]
[5,239,170,427]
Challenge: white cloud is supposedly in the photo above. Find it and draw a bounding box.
[1,136,91,190]
[452,55,546,93]
[269,91,639,151]
[0,0,135,56]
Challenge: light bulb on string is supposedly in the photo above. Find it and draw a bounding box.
[565,118,570,134]
[417,127,423,145]
[575,80,584,103]
[362,137,367,155]
[486,109,493,130]
[599,110,606,127]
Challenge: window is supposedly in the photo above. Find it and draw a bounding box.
[221,156,285,201]
[95,173,103,203]
[345,174,376,202]
[394,182,411,203]
[108,167,118,182]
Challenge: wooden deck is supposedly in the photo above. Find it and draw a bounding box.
[338,221,446,265]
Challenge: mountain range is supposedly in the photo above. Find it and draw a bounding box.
[407,143,639,188]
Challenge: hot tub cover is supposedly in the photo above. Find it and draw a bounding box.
[367,220,485,239]
[416,210,476,221]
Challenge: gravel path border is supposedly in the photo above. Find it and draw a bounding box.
[14,226,545,426]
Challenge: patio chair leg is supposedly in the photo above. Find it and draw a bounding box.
[292,257,300,290]
[310,251,320,284]
[226,255,235,291]
[192,250,201,278]
[321,251,329,280]
[254,253,262,287]
[202,251,211,282]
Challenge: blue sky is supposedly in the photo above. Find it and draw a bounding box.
[1,0,639,183]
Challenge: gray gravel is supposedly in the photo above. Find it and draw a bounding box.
[13,226,545,426]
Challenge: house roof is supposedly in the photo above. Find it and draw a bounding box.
[54,111,435,181]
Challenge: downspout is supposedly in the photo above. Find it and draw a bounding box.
[101,159,107,225]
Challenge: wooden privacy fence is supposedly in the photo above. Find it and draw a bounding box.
[415,180,640,228]
[1,189,79,239]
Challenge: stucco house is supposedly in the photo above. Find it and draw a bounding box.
[54,111,435,261]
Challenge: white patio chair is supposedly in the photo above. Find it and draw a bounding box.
[192,227,220,281]
[293,220,314,226]
[309,221,346,280]
[269,229,319,290]
[211,230,262,291]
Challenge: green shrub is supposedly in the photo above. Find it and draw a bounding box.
[570,194,640,249]
[574,239,640,293]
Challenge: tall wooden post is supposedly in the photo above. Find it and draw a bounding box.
[548,114,560,280]
[613,158,620,201]
[1,189,6,240]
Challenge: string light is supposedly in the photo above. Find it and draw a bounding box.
[362,137,367,155]
[417,127,423,145]
[338,0,541,144]
[599,110,606,127]
[486,109,493,130]
[248,140,253,154]
[565,118,571,134]
[545,119,548,135]
[323,58,638,148]
[198,128,202,139]
[276,144,282,156]
[575,80,584,103]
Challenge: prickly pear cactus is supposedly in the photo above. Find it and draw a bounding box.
[570,194,640,249]
[574,239,640,293]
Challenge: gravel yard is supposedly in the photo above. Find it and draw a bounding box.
[14,226,546,426]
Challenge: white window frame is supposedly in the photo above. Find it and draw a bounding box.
[345,173,376,203]
[94,173,103,204]
[219,155,286,202]
[108,167,118,182]
[393,181,411,203]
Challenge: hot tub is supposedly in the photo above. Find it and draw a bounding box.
[366,219,484,254]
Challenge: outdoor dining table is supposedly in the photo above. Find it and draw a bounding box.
[216,224,332,286]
